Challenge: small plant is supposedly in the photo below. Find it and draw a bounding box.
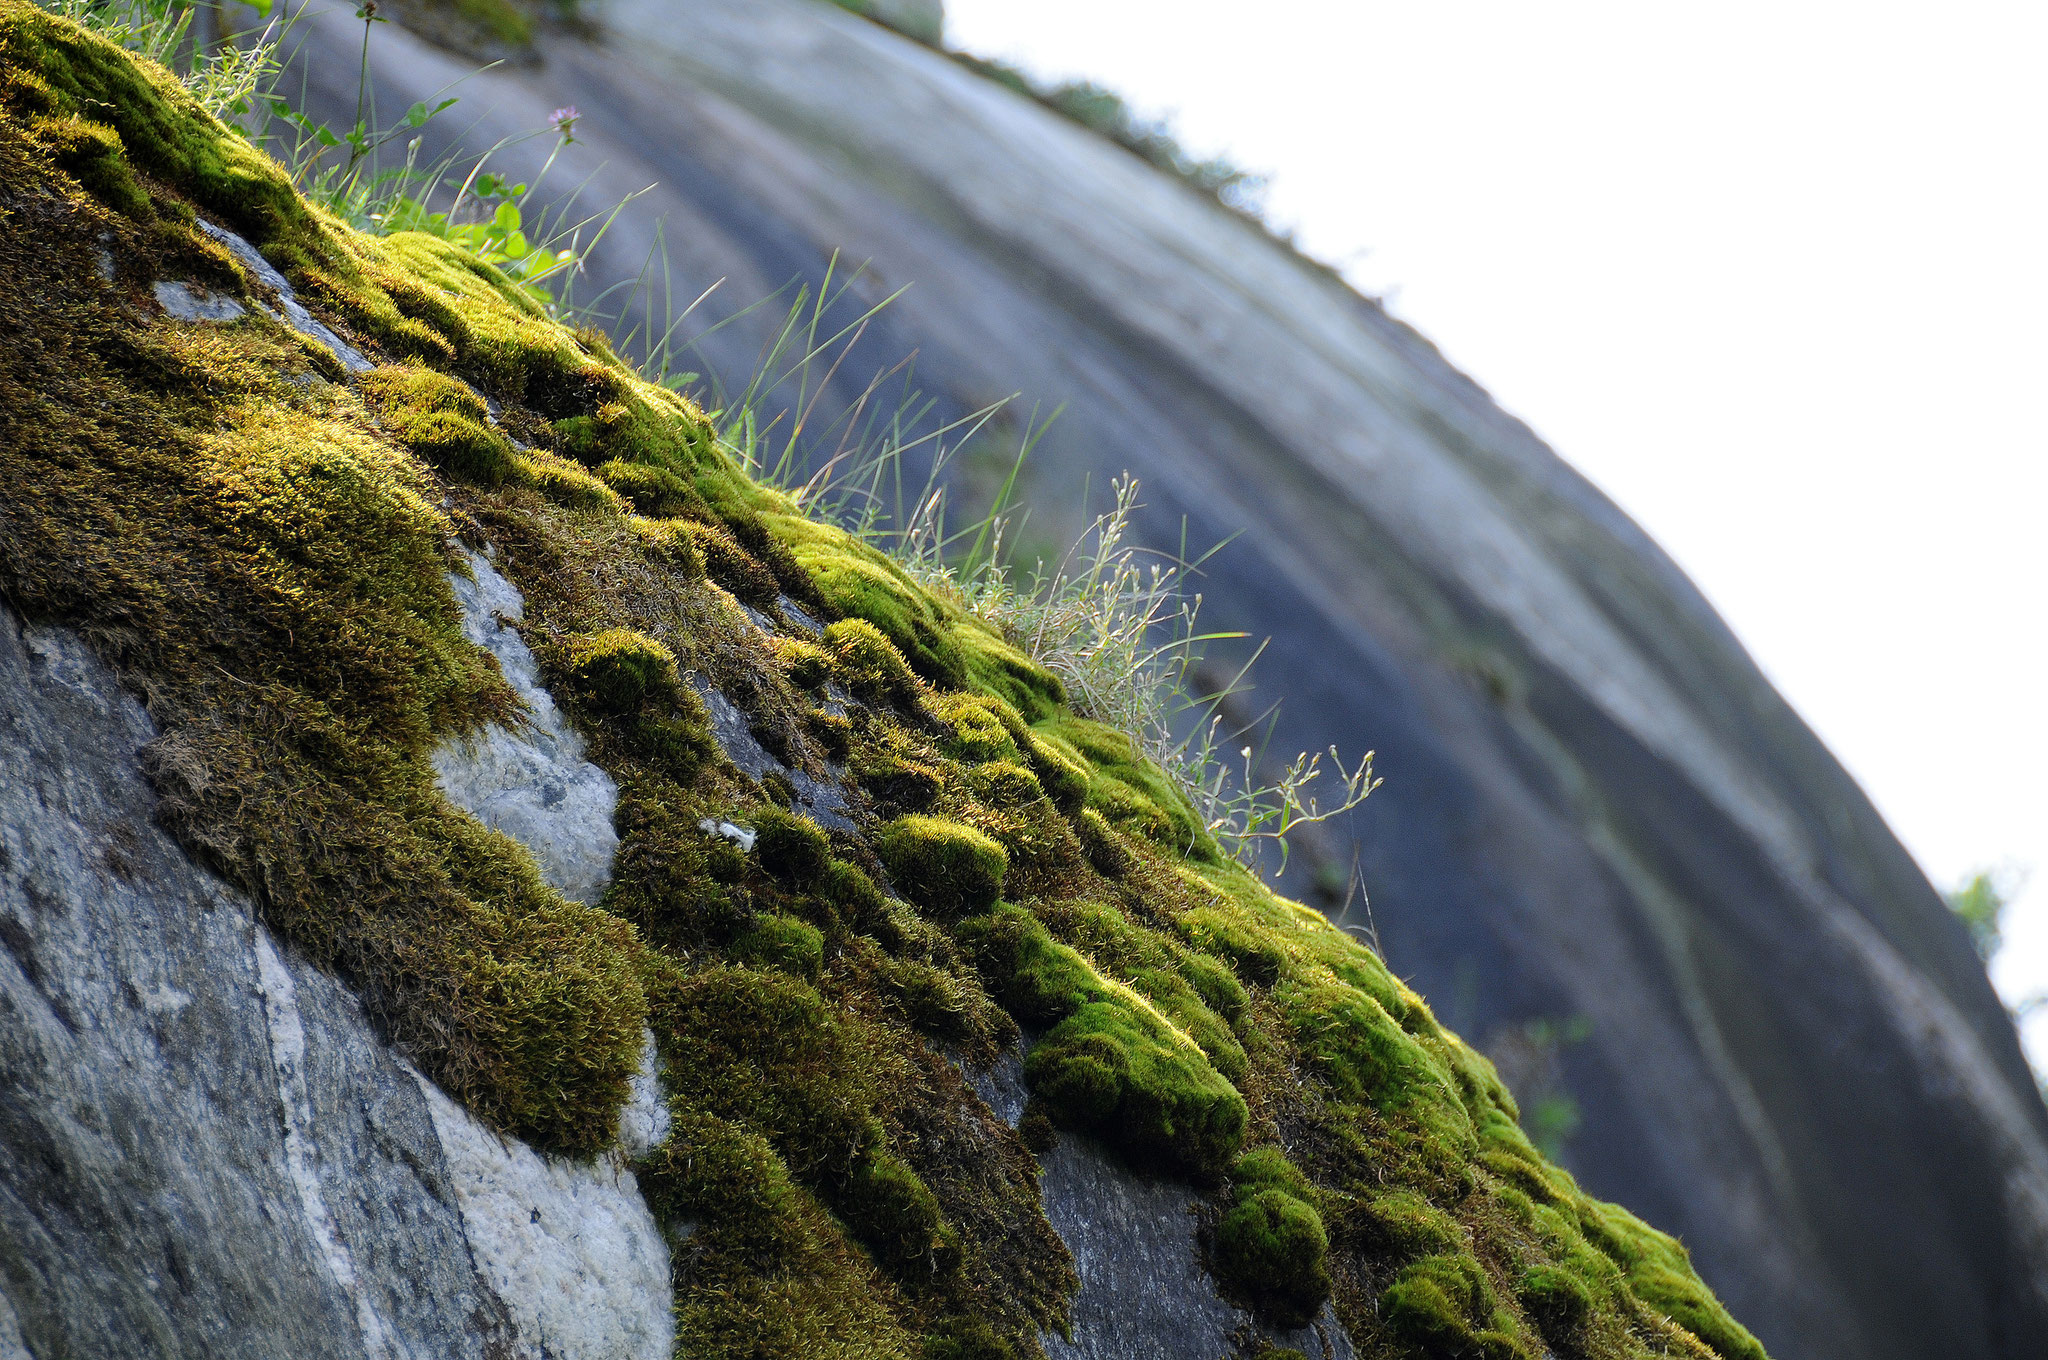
[42,0,281,119]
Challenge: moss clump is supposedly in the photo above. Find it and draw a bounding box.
[674,516,776,606]
[931,691,1021,764]
[1212,1147,1330,1324]
[771,634,835,691]
[968,905,1246,1179]
[828,616,924,706]
[1380,1254,1530,1359]
[561,628,679,714]
[753,806,832,886]
[877,815,1007,919]
[1041,715,1213,857]
[627,514,707,579]
[598,457,709,518]
[360,363,516,485]
[1215,1189,1330,1328]
[1358,1190,1464,1259]
[733,913,825,981]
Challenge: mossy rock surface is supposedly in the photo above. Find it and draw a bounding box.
[0,9,1770,1357]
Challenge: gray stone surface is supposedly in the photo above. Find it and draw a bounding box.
[961,1047,1357,1360]
[1038,1138,1355,1360]
[196,218,374,372]
[432,548,622,904]
[692,676,856,831]
[280,4,2048,1351]
[0,605,671,1359]
[152,279,245,321]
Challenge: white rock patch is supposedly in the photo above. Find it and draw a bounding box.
[617,1029,672,1159]
[254,929,404,1360]
[153,279,245,321]
[415,1076,674,1360]
[433,550,620,904]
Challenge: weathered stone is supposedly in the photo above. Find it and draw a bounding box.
[432,548,622,904]
[0,605,671,1360]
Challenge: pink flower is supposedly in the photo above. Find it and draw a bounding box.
[550,106,580,142]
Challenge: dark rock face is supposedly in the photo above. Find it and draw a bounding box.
[970,1050,1357,1360]
[281,2,2048,1354]
[0,606,673,1360]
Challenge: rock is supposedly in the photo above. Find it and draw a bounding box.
[431,548,622,904]
[0,604,671,1360]
[152,278,244,321]
[690,676,856,831]
[196,219,373,373]
[1039,1138,1355,1360]
[968,1046,1357,1360]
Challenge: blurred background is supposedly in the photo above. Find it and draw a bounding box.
[939,0,2048,1081]
[258,1,2048,1355]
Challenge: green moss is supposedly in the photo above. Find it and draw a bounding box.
[968,905,1246,1178]
[771,634,835,690]
[1214,1187,1330,1328]
[1212,1147,1331,1324]
[626,514,707,579]
[1517,1263,1593,1335]
[1071,806,1131,876]
[1577,1200,1768,1360]
[753,806,832,885]
[361,363,519,485]
[638,1109,924,1358]
[828,616,924,706]
[963,759,1038,808]
[877,815,1007,919]
[1027,996,1245,1179]
[561,627,679,714]
[447,0,534,48]
[921,1318,1020,1360]
[931,691,1022,764]
[27,111,149,216]
[1178,906,1287,987]
[842,1145,962,1273]
[1040,715,1212,857]
[677,516,778,606]
[1380,1254,1531,1360]
[1358,1190,1464,1258]
[598,457,707,518]
[734,913,825,981]
[513,446,627,510]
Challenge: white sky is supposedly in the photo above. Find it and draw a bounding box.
[941,0,2048,1062]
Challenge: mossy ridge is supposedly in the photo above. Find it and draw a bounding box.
[451,493,1076,1353]
[0,91,645,1153]
[0,11,1767,1357]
